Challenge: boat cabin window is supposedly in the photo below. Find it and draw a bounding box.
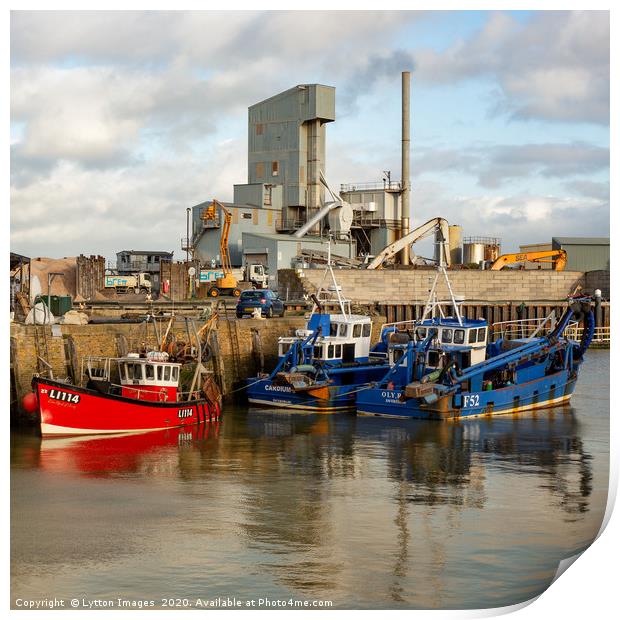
[335,344,342,358]
[328,344,334,358]
[393,348,405,364]
[477,328,486,343]
[416,327,427,340]
[441,329,453,344]
[454,329,465,345]
[353,324,362,338]
[363,323,371,337]
[339,324,347,337]
[279,342,291,356]
[172,367,179,381]
[330,323,339,337]
[428,351,440,367]
[313,345,323,359]
[157,366,163,380]
[164,366,171,381]
[146,364,155,380]
[468,330,477,344]
[125,362,143,381]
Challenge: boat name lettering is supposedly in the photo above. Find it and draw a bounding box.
[178,408,193,418]
[463,394,480,408]
[381,391,400,400]
[265,385,293,393]
[49,389,80,404]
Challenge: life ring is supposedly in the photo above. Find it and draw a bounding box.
[159,388,168,402]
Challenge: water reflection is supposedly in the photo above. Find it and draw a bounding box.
[11,387,605,608]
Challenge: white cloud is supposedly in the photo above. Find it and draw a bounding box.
[413,11,609,124]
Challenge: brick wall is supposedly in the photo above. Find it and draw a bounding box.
[281,268,588,303]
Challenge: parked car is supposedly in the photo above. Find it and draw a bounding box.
[236,289,285,318]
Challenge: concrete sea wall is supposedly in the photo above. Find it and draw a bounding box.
[280,268,597,303]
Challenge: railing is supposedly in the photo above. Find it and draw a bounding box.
[490,317,557,340]
[341,181,402,193]
[275,218,305,232]
[565,325,610,344]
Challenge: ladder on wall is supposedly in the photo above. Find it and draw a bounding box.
[225,310,241,382]
[33,323,54,379]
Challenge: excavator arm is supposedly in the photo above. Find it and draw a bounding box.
[490,249,567,271]
[201,199,239,295]
[366,217,450,270]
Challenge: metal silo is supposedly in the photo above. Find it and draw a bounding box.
[463,242,485,265]
[448,225,462,265]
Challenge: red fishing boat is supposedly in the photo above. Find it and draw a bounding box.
[31,351,222,437]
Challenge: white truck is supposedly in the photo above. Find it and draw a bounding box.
[104,272,152,294]
[199,263,269,290]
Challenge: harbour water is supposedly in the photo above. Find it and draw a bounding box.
[11,350,609,610]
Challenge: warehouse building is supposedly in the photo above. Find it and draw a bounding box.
[551,237,610,272]
[240,232,355,287]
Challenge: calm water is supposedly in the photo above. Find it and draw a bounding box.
[11,351,609,610]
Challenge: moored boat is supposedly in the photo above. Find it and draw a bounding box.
[246,244,389,412]
[356,268,595,420]
[32,349,222,437]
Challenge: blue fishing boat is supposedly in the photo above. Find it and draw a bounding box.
[356,268,595,420]
[246,246,389,412]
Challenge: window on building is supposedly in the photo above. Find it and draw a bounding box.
[155,255,160,262]
[272,161,279,177]
[362,323,371,337]
[353,324,362,338]
[256,162,265,178]
[264,186,272,206]
[242,212,252,220]
[255,123,264,136]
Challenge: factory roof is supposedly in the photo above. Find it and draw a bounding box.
[552,237,610,245]
[117,250,174,255]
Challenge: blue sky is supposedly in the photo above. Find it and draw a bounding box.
[10,10,609,260]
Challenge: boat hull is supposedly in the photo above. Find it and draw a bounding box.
[33,377,221,437]
[247,379,357,413]
[356,369,577,420]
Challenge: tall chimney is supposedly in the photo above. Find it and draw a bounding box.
[400,71,411,266]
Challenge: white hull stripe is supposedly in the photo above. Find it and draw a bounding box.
[357,393,572,419]
[247,398,352,412]
[41,422,192,437]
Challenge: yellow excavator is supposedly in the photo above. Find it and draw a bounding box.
[202,199,242,297]
[490,249,568,271]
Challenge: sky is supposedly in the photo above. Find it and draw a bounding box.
[10,10,610,262]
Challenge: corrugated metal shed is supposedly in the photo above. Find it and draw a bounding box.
[552,237,609,271]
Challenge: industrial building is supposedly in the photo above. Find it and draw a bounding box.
[186,78,416,278]
[551,237,610,272]
[116,250,174,295]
